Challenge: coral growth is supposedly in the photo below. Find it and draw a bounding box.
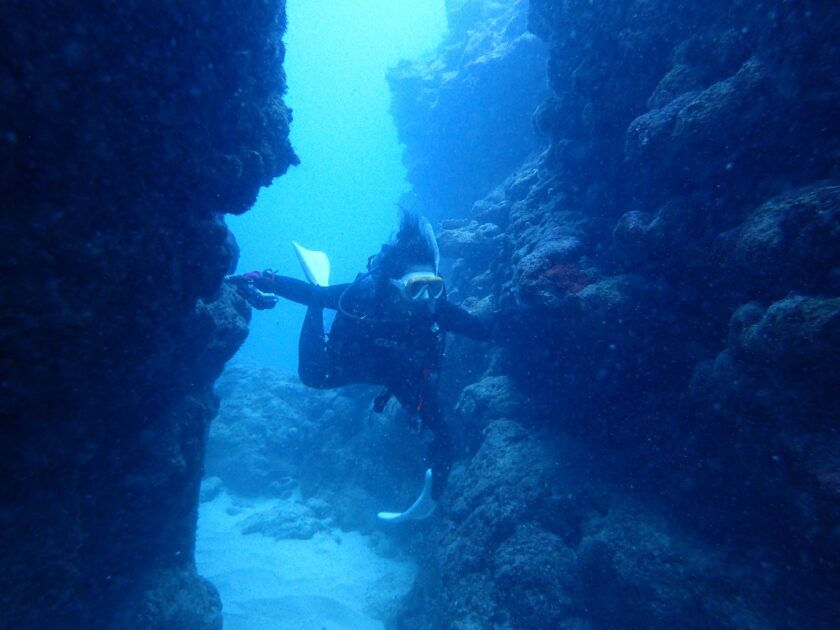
[1,1,296,626]
[391,0,840,627]
[541,263,592,293]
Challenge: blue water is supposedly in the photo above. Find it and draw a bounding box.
[229,0,446,372]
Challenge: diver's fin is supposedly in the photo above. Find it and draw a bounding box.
[377,469,436,523]
[419,217,440,273]
[292,241,330,287]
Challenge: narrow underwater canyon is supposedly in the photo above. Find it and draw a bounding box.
[2,0,839,628]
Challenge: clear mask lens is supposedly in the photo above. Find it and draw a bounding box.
[427,281,444,299]
[407,282,428,301]
[406,277,444,301]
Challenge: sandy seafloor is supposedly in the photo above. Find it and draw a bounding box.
[196,491,417,629]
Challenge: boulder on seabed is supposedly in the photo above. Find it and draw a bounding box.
[199,477,224,504]
[238,500,330,541]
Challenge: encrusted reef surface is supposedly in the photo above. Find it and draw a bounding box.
[1,2,295,627]
[388,0,548,219]
[393,1,840,627]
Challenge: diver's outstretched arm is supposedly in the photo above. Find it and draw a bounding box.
[227,271,348,310]
[436,300,494,340]
[438,300,525,342]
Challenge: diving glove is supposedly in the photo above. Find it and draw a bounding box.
[226,273,279,310]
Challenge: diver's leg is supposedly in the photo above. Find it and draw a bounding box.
[297,306,332,389]
[269,276,344,306]
[419,393,454,501]
[392,384,453,501]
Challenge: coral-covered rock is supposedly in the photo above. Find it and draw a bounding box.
[391,0,840,626]
[698,295,840,426]
[397,421,769,628]
[739,296,839,373]
[452,375,526,452]
[647,29,750,109]
[388,0,548,218]
[437,220,502,261]
[563,508,761,628]
[0,1,295,626]
[492,524,576,627]
[626,57,786,203]
[721,184,840,295]
[112,568,223,630]
[426,420,566,627]
[689,296,840,580]
[454,375,523,424]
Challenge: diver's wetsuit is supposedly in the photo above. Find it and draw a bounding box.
[261,272,491,497]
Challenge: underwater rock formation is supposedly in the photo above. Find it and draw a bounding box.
[1,2,296,627]
[392,0,840,627]
[388,0,548,219]
[401,420,767,628]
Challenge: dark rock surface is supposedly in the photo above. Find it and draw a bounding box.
[401,420,765,629]
[1,2,296,627]
[388,0,548,219]
[391,0,840,627]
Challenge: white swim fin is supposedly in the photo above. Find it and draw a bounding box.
[377,469,437,523]
[292,241,330,287]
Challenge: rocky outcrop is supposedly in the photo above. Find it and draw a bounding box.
[400,420,768,629]
[388,0,548,218]
[0,2,296,627]
[392,0,840,627]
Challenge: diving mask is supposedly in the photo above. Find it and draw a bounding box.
[390,271,445,302]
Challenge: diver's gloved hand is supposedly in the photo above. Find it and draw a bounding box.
[226,270,272,290]
[226,272,279,310]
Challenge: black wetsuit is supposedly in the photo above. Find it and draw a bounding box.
[262,272,491,496]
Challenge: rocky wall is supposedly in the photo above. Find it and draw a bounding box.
[0,2,296,627]
[393,0,840,627]
[388,0,548,219]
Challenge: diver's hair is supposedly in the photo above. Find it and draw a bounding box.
[372,208,437,278]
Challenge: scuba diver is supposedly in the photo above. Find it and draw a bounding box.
[227,211,495,522]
